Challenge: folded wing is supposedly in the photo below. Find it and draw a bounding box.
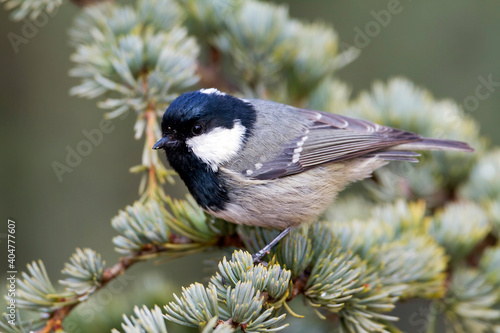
[249,108,471,180]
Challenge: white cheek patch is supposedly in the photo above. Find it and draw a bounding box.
[186,121,246,172]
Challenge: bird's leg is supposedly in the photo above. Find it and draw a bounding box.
[252,227,291,264]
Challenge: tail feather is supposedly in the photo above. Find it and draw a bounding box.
[368,138,473,163]
[394,138,474,152]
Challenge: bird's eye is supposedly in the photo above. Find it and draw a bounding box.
[191,124,204,136]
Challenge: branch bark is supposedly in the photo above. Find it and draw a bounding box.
[70,0,111,7]
[36,243,175,333]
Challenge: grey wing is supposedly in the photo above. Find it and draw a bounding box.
[249,108,422,180]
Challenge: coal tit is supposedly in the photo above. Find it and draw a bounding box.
[153,88,473,232]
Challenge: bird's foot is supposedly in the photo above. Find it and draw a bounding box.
[252,250,269,266]
[251,227,291,265]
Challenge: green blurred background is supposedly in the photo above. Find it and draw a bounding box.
[1,0,499,331]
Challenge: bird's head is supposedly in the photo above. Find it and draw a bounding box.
[153,88,256,172]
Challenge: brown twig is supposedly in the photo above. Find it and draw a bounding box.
[38,304,76,333]
[145,102,160,199]
[465,232,498,267]
[70,0,111,7]
[217,232,246,249]
[288,272,310,301]
[35,243,178,333]
[196,46,236,92]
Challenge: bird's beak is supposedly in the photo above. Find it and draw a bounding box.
[152,136,176,150]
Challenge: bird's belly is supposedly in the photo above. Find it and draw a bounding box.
[212,159,384,229]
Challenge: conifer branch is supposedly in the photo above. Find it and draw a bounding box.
[3,0,500,332]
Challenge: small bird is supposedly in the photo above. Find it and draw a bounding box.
[153,88,473,258]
